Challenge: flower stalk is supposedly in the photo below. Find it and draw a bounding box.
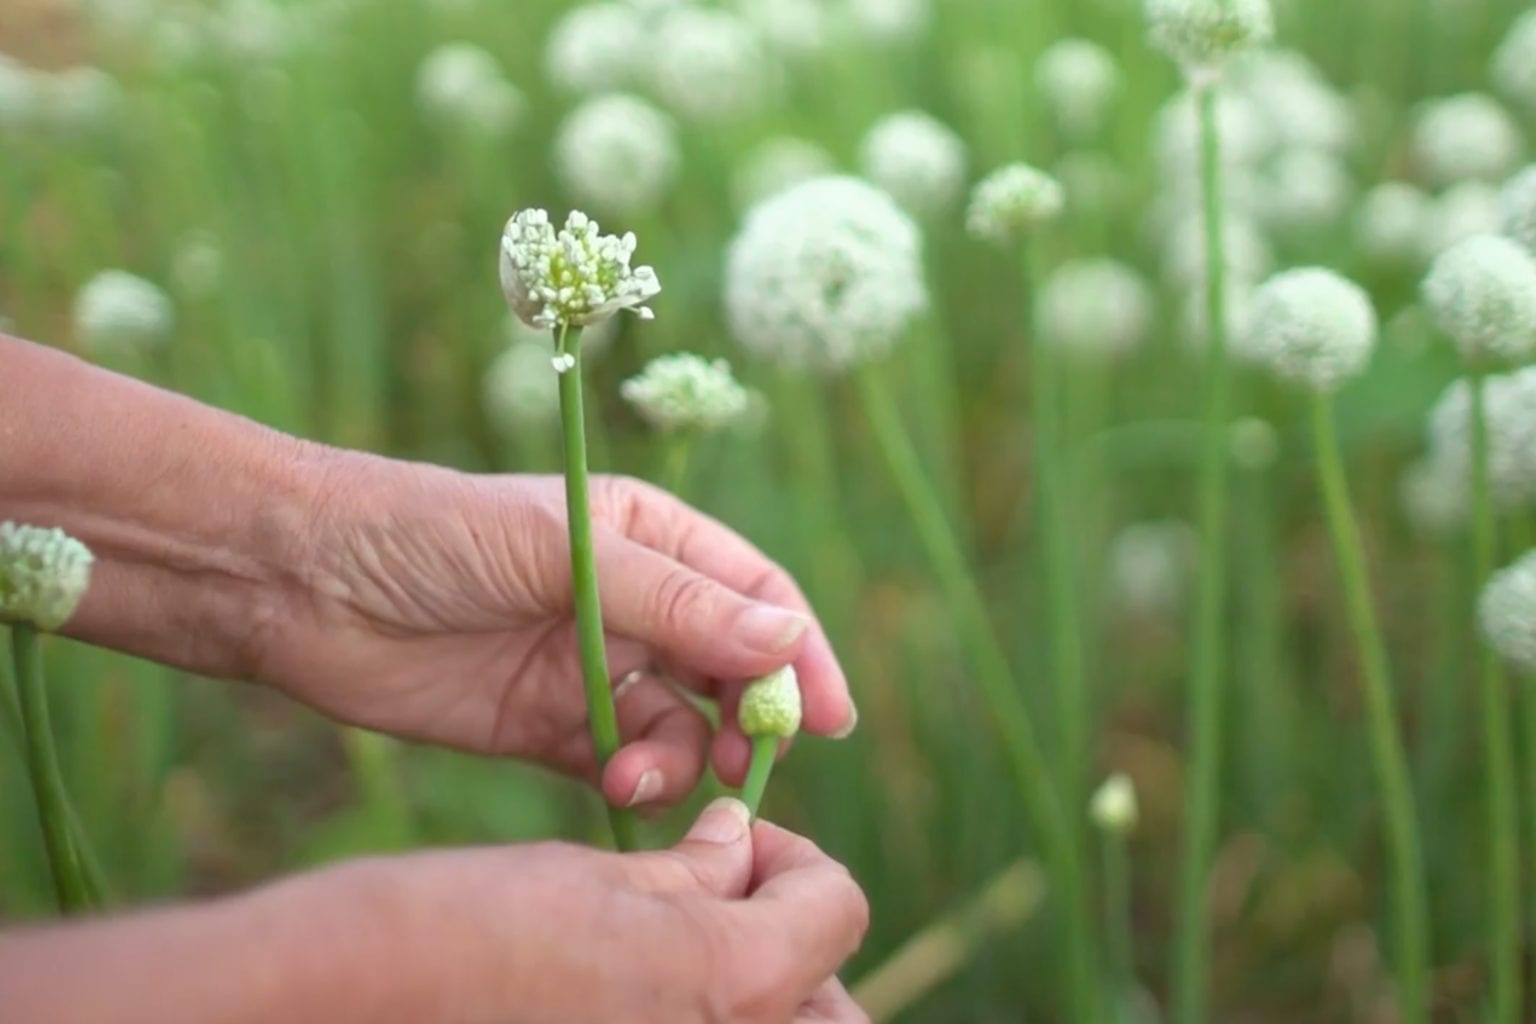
[737,666,802,819]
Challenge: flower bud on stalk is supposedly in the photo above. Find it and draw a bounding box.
[738,665,802,818]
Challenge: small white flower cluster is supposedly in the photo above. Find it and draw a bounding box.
[735,0,829,59]
[1107,520,1200,618]
[1492,11,1536,112]
[733,136,837,210]
[1090,773,1139,834]
[966,163,1065,245]
[545,4,648,96]
[0,57,120,136]
[1421,234,1536,365]
[1481,550,1536,673]
[1411,94,1524,189]
[1499,166,1536,255]
[554,93,679,217]
[1035,39,1121,141]
[1238,268,1377,392]
[727,176,927,373]
[0,523,95,632]
[860,110,968,215]
[1035,260,1154,362]
[1424,369,1536,513]
[620,353,751,433]
[738,665,803,739]
[1354,182,1434,266]
[1145,0,1275,80]
[500,210,661,333]
[841,0,931,46]
[1421,181,1504,260]
[415,44,524,135]
[651,8,770,122]
[73,271,176,356]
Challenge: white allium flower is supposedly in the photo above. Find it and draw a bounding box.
[1107,520,1199,617]
[1035,39,1120,140]
[650,8,769,121]
[553,93,678,217]
[733,136,837,210]
[1411,94,1523,188]
[1154,90,1269,180]
[621,353,750,432]
[0,523,94,632]
[1163,212,1273,288]
[1492,11,1536,112]
[1400,457,1469,535]
[544,3,647,95]
[0,55,39,132]
[483,339,561,433]
[1498,166,1536,255]
[966,163,1065,244]
[73,271,175,354]
[1481,550,1536,673]
[1239,268,1377,391]
[1090,773,1139,834]
[1236,49,1353,153]
[1035,259,1154,361]
[726,176,927,373]
[735,0,827,58]
[416,44,523,134]
[1229,417,1281,470]
[1426,369,1536,510]
[1145,0,1275,79]
[499,209,661,332]
[1421,234,1536,364]
[1420,181,1503,260]
[841,0,931,45]
[738,664,802,738]
[1355,182,1432,265]
[860,110,968,215]
[1258,148,1353,234]
[42,67,120,135]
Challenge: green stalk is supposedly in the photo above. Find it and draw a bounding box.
[1310,396,1429,1024]
[854,364,1097,1023]
[1471,372,1519,1024]
[11,625,93,913]
[1102,830,1135,1009]
[556,325,638,852]
[740,735,778,819]
[1172,80,1234,1024]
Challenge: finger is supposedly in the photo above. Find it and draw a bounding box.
[622,797,754,899]
[602,671,712,809]
[798,979,870,1024]
[710,679,754,786]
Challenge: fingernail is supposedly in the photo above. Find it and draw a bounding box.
[687,797,751,844]
[627,769,664,807]
[737,605,811,654]
[831,702,859,740]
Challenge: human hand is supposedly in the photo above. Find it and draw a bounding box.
[255,456,856,806]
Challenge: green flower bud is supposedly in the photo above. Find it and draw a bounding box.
[0,522,94,632]
[738,665,802,739]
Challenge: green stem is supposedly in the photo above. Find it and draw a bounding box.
[740,735,778,819]
[1311,396,1429,1024]
[1102,831,1135,1006]
[11,625,94,913]
[1172,79,1233,1024]
[854,364,1097,1024]
[556,325,638,852]
[1471,371,1519,1024]
[662,436,694,495]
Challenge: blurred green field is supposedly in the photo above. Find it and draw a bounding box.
[4,0,1536,1019]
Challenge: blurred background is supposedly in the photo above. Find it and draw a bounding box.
[2,0,1536,1019]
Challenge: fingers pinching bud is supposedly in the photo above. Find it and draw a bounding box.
[738,665,803,739]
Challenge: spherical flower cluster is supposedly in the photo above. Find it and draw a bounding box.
[1153,90,1269,182]
[1090,773,1139,834]
[726,176,927,373]
[860,110,968,215]
[415,44,523,135]
[1421,234,1536,364]
[1498,166,1536,255]
[1236,50,1354,153]
[1107,520,1199,617]
[1420,181,1503,260]
[1355,182,1432,265]
[1481,550,1536,673]
[738,665,802,738]
[1258,148,1354,235]
[1399,457,1469,536]
[1492,11,1536,112]
[1035,259,1154,361]
[1239,268,1377,392]
[500,209,661,333]
[1411,94,1523,188]
[1162,212,1273,288]
[544,4,647,95]
[1426,370,1536,511]
[966,163,1064,244]
[553,93,678,217]
[1035,39,1120,140]
[620,353,750,432]
[1145,0,1275,79]
[73,271,175,355]
[483,339,561,434]
[736,0,827,58]
[733,136,837,210]
[650,8,769,121]
[0,523,95,632]
[841,0,931,46]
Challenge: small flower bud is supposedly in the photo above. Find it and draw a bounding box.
[1480,550,1536,674]
[1090,773,1139,834]
[738,665,803,739]
[0,523,94,632]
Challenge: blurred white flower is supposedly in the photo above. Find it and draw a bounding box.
[171,231,226,298]
[1235,50,1353,153]
[1498,166,1536,256]
[73,271,175,355]
[621,353,750,432]
[42,67,121,136]
[1492,11,1536,112]
[416,44,523,135]
[1355,182,1432,266]
[499,209,661,331]
[1162,212,1273,288]
[1055,151,1129,216]
[1421,234,1536,364]
[1153,90,1269,180]
[545,4,648,95]
[860,110,968,215]
[1427,370,1536,511]
[1411,94,1523,188]
[1107,520,1199,617]
[1239,268,1377,391]
[735,0,827,57]
[1481,549,1536,673]
[734,136,837,210]
[1420,181,1503,260]
[1181,280,1255,352]
[841,0,931,45]
[0,523,94,632]
[1145,0,1275,79]
[483,339,561,433]
[1400,457,1469,536]
[1229,417,1281,470]
[0,55,39,132]
[966,163,1065,244]
[1035,259,1154,361]
[1035,39,1121,141]
[553,93,679,217]
[650,8,769,122]
[1258,148,1353,234]
[726,176,927,373]
[1090,773,1139,834]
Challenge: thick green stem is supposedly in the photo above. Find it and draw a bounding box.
[740,735,778,819]
[1102,832,1135,1007]
[11,625,94,913]
[1471,372,1519,1024]
[1172,80,1233,1024]
[854,364,1097,1023]
[556,325,638,852]
[1311,396,1429,1024]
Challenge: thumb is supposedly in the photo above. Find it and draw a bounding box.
[627,798,755,899]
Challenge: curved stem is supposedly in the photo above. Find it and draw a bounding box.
[854,364,1097,1023]
[556,325,638,852]
[1471,371,1519,1024]
[1311,396,1429,1024]
[740,735,778,819]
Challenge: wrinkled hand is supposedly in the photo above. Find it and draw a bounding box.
[257,458,855,807]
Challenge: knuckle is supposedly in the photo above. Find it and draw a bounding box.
[654,569,723,631]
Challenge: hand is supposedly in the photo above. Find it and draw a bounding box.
[256,456,856,807]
